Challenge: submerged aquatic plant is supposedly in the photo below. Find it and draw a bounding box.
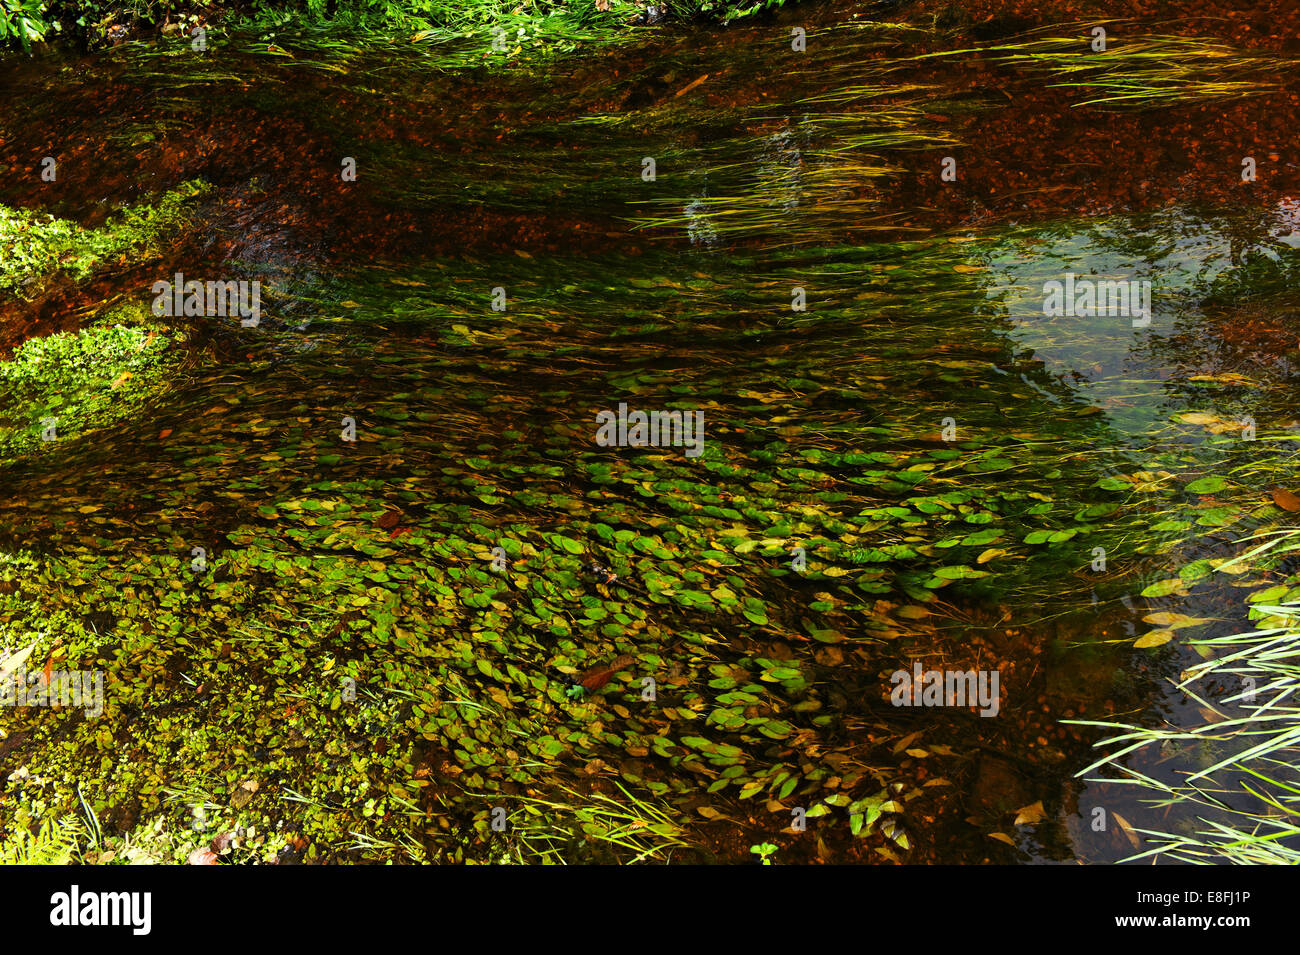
[0,312,184,458]
[0,180,211,299]
[1074,530,1300,864]
[914,25,1288,108]
[486,782,694,864]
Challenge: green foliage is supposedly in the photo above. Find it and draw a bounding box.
[749,841,777,864]
[1076,581,1300,864]
[0,815,84,864]
[0,180,210,299]
[0,0,52,50]
[0,315,181,457]
[676,0,788,22]
[2,15,1297,865]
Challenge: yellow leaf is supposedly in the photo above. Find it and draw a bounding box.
[1176,412,1227,426]
[891,731,923,755]
[988,832,1017,846]
[976,548,1007,564]
[1112,812,1141,849]
[1134,630,1174,648]
[1014,801,1047,826]
[1142,612,1212,629]
[673,73,710,98]
[1188,373,1258,386]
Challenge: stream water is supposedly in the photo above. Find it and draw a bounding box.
[1,18,1298,864]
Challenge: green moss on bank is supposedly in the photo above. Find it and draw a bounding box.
[0,307,183,458]
[0,180,210,299]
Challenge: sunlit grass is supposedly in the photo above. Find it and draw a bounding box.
[1072,538,1300,863]
[482,782,694,864]
[915,24,1288,108]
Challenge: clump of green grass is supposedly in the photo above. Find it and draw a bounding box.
[482,782,694,864]
[232,0,648,69]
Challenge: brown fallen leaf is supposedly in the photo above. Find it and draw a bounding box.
[1014,801,1047,826]
[1112,812,1142,850]
[579,654,636,691]
[376,509,402,530]
[230,778,259,809]
[1271,488,1300,511]
[188,847,219,865]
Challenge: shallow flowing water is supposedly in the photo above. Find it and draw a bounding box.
[1,18,1299,863]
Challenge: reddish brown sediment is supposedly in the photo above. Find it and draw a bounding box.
[1,2,1296,356]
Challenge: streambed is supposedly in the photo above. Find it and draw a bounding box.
[1,15,1298,864]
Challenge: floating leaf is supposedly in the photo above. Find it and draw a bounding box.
[1013,801,1046,826]
[1271,489,1300,512]
[1185,476,1227,494]
[1141,612,1212,630]
[1140,579,1187,598]
[1134,630,1174,648]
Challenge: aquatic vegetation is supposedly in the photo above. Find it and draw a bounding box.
[749,840,777,863]
[0,0,51,51]
[2,217,1297,863]
[486,782,692,863]
[915,26,1291,108]
[2,4,1299,867]
[0,180,211,299]
[1076,562,1300,863]
[0,311,184,457]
